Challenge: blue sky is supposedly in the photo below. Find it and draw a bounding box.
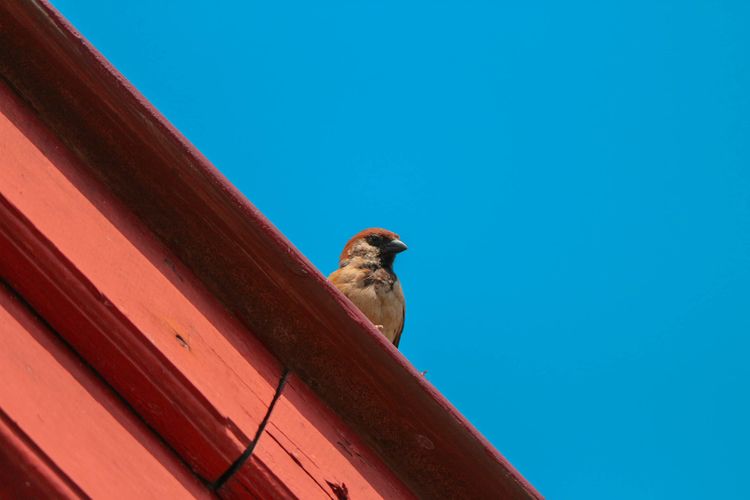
[51,1,750,498]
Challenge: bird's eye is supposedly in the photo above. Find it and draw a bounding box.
[366,235,383,245]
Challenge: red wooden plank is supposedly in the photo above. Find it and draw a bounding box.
[0,2,542,497]
[0,283,212,499]
[0,78,283,482]
[219,374,414,500]
[0,409,85,499]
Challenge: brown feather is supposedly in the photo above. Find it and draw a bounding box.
[339,228,400,263]
[393,307,405,348]
[330,228,406,347]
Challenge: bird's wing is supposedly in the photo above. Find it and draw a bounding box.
[393,303,405,348]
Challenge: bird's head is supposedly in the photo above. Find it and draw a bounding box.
[339,228,408,270]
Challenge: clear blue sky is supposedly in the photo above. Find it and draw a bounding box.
[52,1,750,498]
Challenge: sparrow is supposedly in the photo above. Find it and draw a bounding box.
[329,228,407,348]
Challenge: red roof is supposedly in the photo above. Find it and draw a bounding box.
[0,1,541,498]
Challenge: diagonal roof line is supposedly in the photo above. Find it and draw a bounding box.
[0,2,542,497]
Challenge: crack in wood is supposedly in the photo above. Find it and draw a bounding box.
[265,430,335,499]
[325,480,349,500]
[211,368,289,490]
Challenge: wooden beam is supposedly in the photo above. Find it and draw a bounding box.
[0,283,212,498]
[0,1,542,497]
[0,409,85,499]
[219,374,414,499]
[0,78,283,483]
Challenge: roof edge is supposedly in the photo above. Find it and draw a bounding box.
[0,1,542,498]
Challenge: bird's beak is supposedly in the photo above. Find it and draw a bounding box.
[385,239,408,254]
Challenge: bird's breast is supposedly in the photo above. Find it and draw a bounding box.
[329,264,404,343]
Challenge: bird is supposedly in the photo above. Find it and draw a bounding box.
[329,228,407,348]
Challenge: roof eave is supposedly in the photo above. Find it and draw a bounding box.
[0,2,541,498]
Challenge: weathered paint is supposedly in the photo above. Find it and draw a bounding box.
[0,410,85,499]
[0,1,542,498]
[221,374,415,499]
[0,78,283,483]
[0,283,212,499]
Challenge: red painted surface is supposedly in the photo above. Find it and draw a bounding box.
[0,283,212,499]
[221,374,414,499]
[0,77,283,483]
[0,410,85,499]
[0,1,542,497]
